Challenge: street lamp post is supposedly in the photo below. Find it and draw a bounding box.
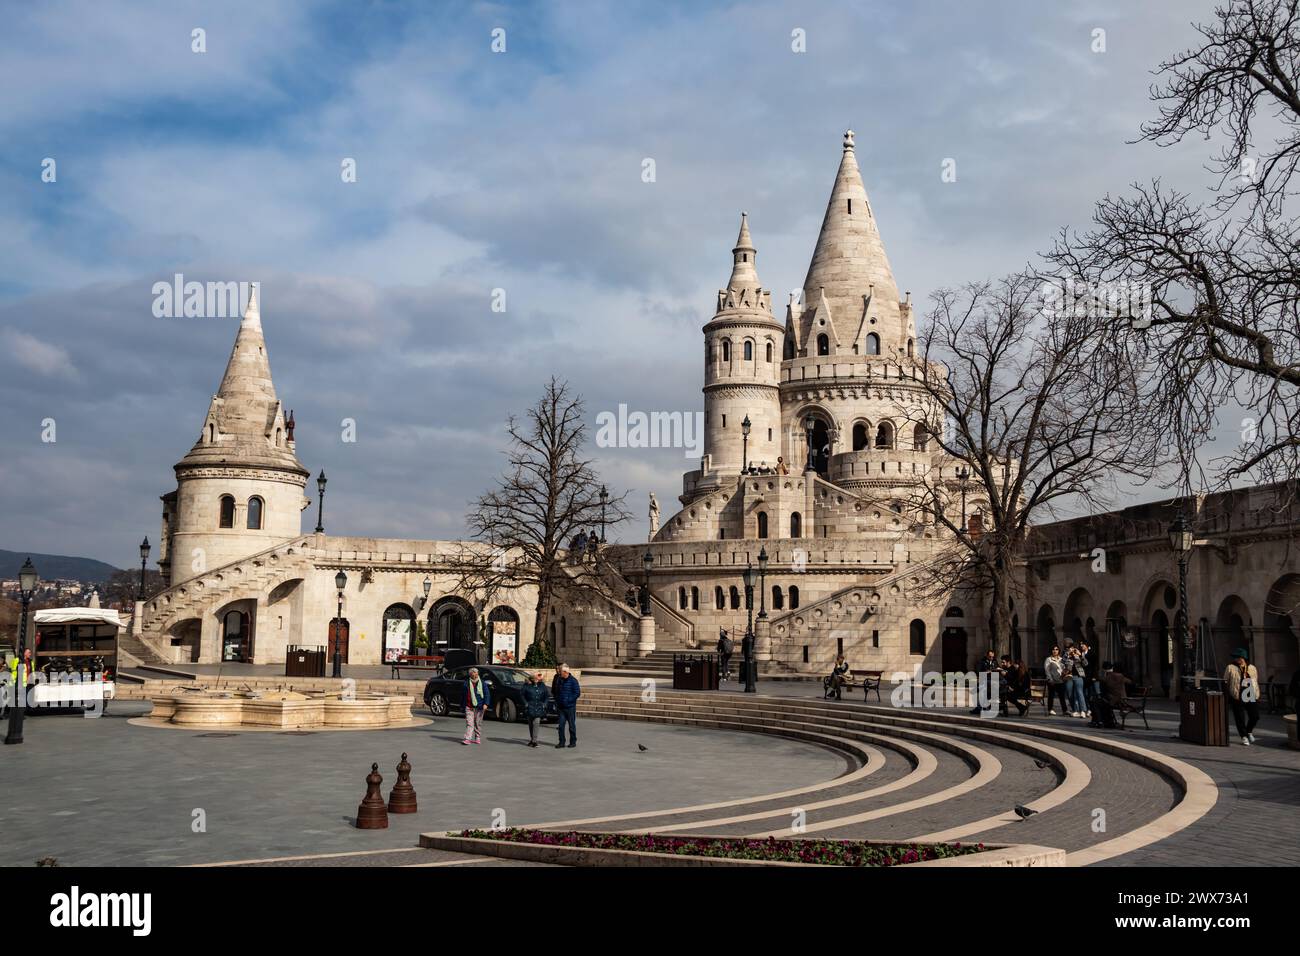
[640,549,653,617]
[5,558,39,746]
[804,414,816,472]
[958,466,970,533]
[332,569,347,679]
[138,537,151,602]
[599,485,609,543]
[315,470,327,534]
[757,546,769,619]
[741,560,756,693]
[741,415,752,473]
[1169,511,1195,689]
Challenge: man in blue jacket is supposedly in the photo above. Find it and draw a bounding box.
[551,663,581,749]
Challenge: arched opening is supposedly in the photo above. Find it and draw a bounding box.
[942,606,968,672]
[743,340,753,361]
[816,333,830,356]
[246,496,263,530]
[874,421,894,449]
[218,495,235,529]
[218,602,254,663]
[789,585,800,610]
[913,424,930,452]
[715,586,725,610]
[757,511,768,538]
[722,340,731,363]
[907,338,914,357]
[766,342,774,362]
[1063,587,1094,648]
[1142,580,1179,693]
[909,619,927,655]
[852,422,869,451]
[382,603,415,663]
[1035,604,1057,663]
[489,605,520,663]
[808,417,832,474]
[1213,595,1251,674]
[428,596,476,653]
[691,586,699,611]
[1264,574,1300,680]
[866,332,880,355]
[730,586,740,610]
[784,337,795,360]
[772,585,784,610]
[790,511,802,538]
[679,587,688,610]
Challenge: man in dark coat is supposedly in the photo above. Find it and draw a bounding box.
[521,672,549,747]
[552,663,581,749]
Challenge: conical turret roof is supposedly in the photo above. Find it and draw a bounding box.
[176,283,307,475]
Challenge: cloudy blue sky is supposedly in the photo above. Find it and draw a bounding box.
[0,0,1227,569]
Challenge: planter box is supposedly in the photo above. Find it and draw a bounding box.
[420,832,1065,868]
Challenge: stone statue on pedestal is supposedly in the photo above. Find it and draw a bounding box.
[648,492,660,541]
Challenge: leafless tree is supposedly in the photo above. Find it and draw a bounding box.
[886,273,1153,656]
[447,377,629,654]
[1048,0,1300,499]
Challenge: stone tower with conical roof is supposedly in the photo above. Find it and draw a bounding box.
[158,284,310,585]
[700,213,785,481]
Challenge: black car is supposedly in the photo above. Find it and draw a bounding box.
[423,665,557,723]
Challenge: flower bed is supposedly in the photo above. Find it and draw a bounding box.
[456,828,984,866]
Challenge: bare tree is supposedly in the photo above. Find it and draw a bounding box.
[887,273,1153,656]
[447,377,629,655]
[1049,0,1300,497]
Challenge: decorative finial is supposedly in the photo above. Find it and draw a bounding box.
[844,129,855,149]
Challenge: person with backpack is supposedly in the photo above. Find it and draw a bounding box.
[1224,648,1261,746]
[716,628,734,682]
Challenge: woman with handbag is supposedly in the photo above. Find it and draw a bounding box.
[1224,648,1261,746]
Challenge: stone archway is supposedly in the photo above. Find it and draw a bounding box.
[1213,594,1252,674]
[429,595,476,654]
[1035,604,1057,664]
[1263,573,1300,679]
[488,605,521,664]
[167,617,202,664]
[1062,587,1094,648]
[215,598,256,663]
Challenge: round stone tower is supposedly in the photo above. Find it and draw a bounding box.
[159,284,310,585]
[701,214,785,477]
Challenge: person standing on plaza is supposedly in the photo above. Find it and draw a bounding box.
[717,628,734,681]
[971,649,999,714]
[461,667,490,745]
[1065,646,1088,718]
[1043,645,1070,716]
[521,671,549,748]
[553,663,581,749]
[1224,648,1261,746]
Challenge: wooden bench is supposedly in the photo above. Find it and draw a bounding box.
[1116,686,1150,730]
[1030,678,1048,714]
[389,654,444,679]
[823,669,883,702]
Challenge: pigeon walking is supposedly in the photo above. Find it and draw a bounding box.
[1033,759,1050,770]
[1014,804,1037,820]
[637,744,649,752]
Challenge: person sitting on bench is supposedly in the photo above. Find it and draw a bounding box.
[999,658,1030,716]
[825,655,850,700]
[1089,661,1128,729]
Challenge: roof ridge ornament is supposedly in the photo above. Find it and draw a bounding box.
[844,129,855,150]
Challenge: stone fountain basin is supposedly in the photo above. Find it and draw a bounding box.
[148,693,414,730]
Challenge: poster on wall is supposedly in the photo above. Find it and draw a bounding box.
[492,619,517,664]
[384,618,411,663]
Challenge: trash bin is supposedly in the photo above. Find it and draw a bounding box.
[286,644,326,678]
[673,653,718,691]
[1179,687,1228,746]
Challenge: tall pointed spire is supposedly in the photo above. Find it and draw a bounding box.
[727,212,759,290]
[799,131,902,354]
[176,284,307,476]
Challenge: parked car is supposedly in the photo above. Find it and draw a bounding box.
[423,664,557,723]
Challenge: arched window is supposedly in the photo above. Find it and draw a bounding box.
[914,424,930,451]
[757,512,768,538]
[715,586,725,610]
[790,511,802,538]
[743,340,753,361]
[852,422,869,451]
[765,342,774,362]
[691,586,699,611]
[789,586,800,610]
[382,604,416,663]
[679,587,688,610]
[722,340,731,362]
[208,423,215,443]
[907,338,915,357]
[817,333,830,356]
[875,421,894,449]
[910,619,927,655]
[866,333,880,355]
[275,427,282,447]
[784,338,795,360]
[219,495,235,528]
[246,496,263,530]
[730,586,740,610]
[772,586,784,610]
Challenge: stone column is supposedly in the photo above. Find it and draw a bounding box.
[637,615,656,657]
[199,612,221,664]
[755,617,772,662]
[132,600,145,637]
[804,469,818,542]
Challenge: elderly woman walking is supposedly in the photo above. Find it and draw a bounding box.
[461,667,491,745]
[521,671,549,748]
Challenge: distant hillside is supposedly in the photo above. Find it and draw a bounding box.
[0,549,122,583]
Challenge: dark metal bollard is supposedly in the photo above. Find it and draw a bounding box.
[388,752,418,814]
[356,762,389,829]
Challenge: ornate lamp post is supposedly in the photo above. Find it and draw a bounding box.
[138,537,151,601]
[315,470,327,533]
[5,558,39,746]
[332,569,347,679]
[640,549,654,617]
[599,485,609,543]
[741,560,757,693]
[757,546,769,620]
[958,466,970,533]
[419,575,432,612]
[804,414,816,472]
[1169,511,1195,688]
[741,415,752,473]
